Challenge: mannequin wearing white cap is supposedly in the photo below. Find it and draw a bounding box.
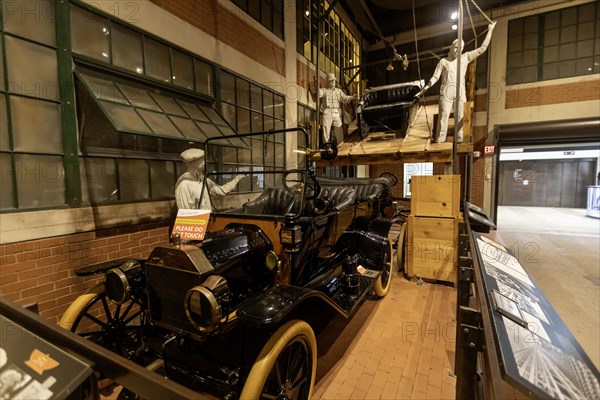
[311,73,356,144]
[175,148,245,209]
[416,22,496,143]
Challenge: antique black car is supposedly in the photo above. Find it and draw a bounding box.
[59,128,398,399]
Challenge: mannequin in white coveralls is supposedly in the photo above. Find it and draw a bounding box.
[175,148,245,210]
[314,73,356,144]
[416,21,496,143]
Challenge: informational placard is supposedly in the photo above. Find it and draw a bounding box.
[473,233,600,399]
[0,316,93,399]
[172,209,211,241]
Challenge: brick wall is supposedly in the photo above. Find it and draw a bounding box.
[505,79,600,109]
[148,0,285,75]
[0,223,170,324]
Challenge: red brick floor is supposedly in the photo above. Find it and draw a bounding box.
[312,274,457,399]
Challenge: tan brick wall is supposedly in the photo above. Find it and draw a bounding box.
[148,0,285,75]
[0,224,170,324]
[505,79,600,109]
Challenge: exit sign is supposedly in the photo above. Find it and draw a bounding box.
[484,146,495,154]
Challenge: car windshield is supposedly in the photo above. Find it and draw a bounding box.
[203,128,311,217]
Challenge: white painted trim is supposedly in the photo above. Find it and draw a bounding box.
[0,201,175,244]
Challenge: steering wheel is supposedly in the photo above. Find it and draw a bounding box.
[282,170,320,200]
[379,172,398,186]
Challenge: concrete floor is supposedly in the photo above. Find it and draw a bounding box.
[486,206,600,369]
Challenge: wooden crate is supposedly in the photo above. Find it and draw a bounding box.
[406,215,458,285]
[411,175,460,217]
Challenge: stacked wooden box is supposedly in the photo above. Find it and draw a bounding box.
[406,175,461,285]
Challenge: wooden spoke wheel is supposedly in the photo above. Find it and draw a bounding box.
[373,238,393,298]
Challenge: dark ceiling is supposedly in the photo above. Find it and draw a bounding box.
[338,0,532,44]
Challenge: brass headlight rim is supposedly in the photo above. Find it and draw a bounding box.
[184,285,222,334]
[105,267,130,305]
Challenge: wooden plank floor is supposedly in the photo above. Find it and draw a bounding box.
[312,275,458,399]
[313,104,473,166]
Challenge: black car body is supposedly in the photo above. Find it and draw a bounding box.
[60,128,398,399]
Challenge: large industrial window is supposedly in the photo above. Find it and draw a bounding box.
[231,0,284,40]
[506,2,600,85]
[70,3,214,97]
[218,71,286,192]
[0,0,67,211]
[296,0,361,86]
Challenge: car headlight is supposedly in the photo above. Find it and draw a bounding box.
[184,275,229,333]
[280,226,302,245]
[265,250,281,272]
[105,260,143,305]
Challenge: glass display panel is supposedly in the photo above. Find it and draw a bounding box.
[275,143,284,165]
[136,109,183,138]
[117,83,160,110]
[10,96,62,153]
[221,147,237,164]
[79,73,127,104]
[0,152,15,209]
[118,158,149,200]
[5,36,59,101]
[238,147,251,164]
[170,116,207,141]
[83,157,117,203]
[111,23,143,74]
[144,38,171,83]
[152,93,186,116]
[15,154,65,208]
[194,59,213,96]
[70,5,110,61]
[0,96,9,151]
[150,160,175,199]
[3,0,56,46]
[101,101,149,132]
[172,50,194,90]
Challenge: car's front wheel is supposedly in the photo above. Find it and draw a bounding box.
[240,320,317,400]
[372,238,393,297]
[58,283,145,359]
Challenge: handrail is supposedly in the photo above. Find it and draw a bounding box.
[0,297,204,400]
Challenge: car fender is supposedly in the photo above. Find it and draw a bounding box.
[332,216,392,270]
[237,285,345,328]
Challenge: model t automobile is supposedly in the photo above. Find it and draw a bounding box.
[60,128,398,399]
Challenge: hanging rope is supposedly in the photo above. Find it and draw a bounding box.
[411,0,433,137]
[469,0,494,24]
[465,0,477,47]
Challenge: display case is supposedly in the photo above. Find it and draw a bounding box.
[586,185,600,218]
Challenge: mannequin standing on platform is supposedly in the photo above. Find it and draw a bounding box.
[416,21,496,143]
[310,73,356,145]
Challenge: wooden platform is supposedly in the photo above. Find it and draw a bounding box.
[311,104,473,166]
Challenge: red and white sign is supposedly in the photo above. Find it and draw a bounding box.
[172,209,211,241]
[484,146,495,154]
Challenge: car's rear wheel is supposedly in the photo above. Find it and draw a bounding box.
[59,283,145,359]
[396,222,407,272]
[241,320,317,400]
[373,238,393,297]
